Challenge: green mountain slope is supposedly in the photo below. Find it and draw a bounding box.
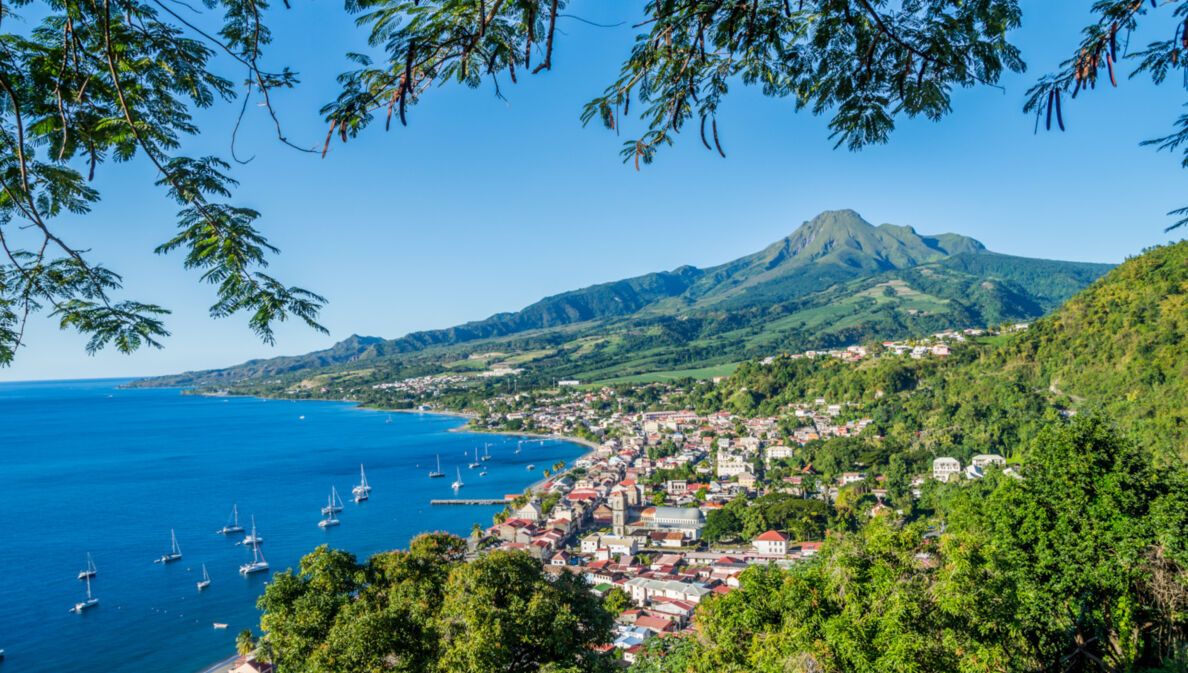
[126,210,1113,389]
[698,240,1188,461]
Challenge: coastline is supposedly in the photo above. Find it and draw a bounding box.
[188,395,598,672]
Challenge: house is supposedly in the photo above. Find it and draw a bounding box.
[971,453,1006,469]
[765,445,795,463]
[932,457,961,482]
[623,577,712,605]
[752,530,788,555]
[649,531,685,548]
[839,472,865,485]
[230,658,274,673]
[515,499,543,522]
[737,472,757,489]
[633,615,677,634]
[799,541,822,558]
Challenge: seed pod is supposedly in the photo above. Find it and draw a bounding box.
[322,120,336,157]
[700,115,712,150]
[1055,89,1064,131]
[1106,52,1117,87]
[712,118,726,158]
[1045,89,1054,131]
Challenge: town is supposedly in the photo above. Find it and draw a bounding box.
[419,328,1027,665]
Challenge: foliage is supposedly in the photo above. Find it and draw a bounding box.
[632,415,1188,673]
[0,0,325,365]
[253,533,614,673]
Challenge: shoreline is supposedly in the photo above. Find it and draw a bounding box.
[188,394,598,672]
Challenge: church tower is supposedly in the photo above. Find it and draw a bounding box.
[610,492,626,536]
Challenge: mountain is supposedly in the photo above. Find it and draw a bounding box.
[981,240,1188,457]
[126,210,1114,389]
[707,239,1188,460]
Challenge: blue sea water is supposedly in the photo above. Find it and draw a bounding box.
[0,379,586,673]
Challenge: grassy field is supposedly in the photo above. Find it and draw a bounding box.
[591,362,740,385]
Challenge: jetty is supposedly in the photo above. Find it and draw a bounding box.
[430,498,509,506]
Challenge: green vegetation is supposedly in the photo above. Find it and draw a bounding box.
[634,415,1188,672]
[129,211,1110,394]
[250,533,613,673]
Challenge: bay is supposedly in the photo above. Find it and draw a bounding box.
[0,379,585,673]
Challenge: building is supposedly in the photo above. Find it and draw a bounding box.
[645,506,705,540]
[971,454,1006,469]
[752,530,788,555]
[623,577,712,605]
[765,445,795,463]
[932,457,961,482]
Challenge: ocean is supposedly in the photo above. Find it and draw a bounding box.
[0,379,587,673]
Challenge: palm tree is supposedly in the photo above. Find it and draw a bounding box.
[471,522,484,539]
[236,629,255,657]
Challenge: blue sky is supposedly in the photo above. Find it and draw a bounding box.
[4,2,1187,381]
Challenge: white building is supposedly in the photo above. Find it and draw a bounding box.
[752,530,788,555]
[971,454,1006,469]
[933,457,962,481]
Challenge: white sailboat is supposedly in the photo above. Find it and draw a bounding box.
[218,504,245,535]
[239,515,263,546]
[321,486,344,514]
[77,552,97,580]
[352,464,371,502]
[318,492,341,527]
[73,572,98,613]
[468,447,481,469]
[481,443,491,461]
[239,530,269,575]
[428,454,445,478]
[197,564,211,590]
[451,467,464,490]
[156,529,182,564]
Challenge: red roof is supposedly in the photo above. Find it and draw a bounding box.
[754,530,788,542]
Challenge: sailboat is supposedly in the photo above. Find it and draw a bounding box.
[352,464,371,502]
[515,441,522,454]
[239,531,269,575]
[239,515,263,546]
[481,443,491,461]
[468,447,481,469]
[218,504,244,535]
[77,552,97,580]
[321,486,344,514]
[451,467,464,490]
[428,454,445,478]
[197,564,211,590]
[156,529,182,564]
[73,572,98,613]
[318,492,341,527]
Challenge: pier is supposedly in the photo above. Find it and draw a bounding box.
[430,498,509,506]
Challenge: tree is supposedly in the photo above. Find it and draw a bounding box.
[603,587,630,617]
[254,534,614,673]
[636,415,1188,673]
[436,550,614,673]
[9,0,1188,367]
[1,0,327,365]
[236,628,255,657]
